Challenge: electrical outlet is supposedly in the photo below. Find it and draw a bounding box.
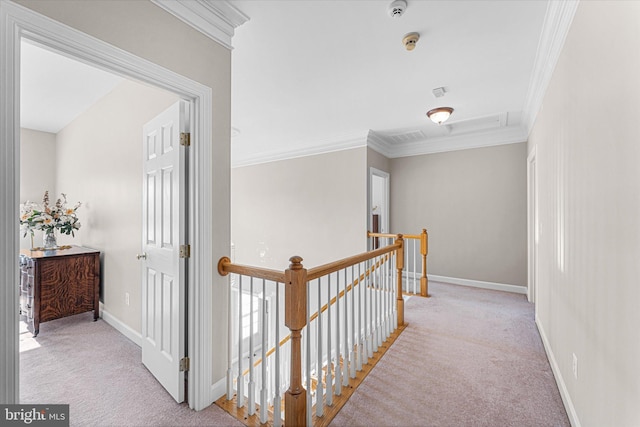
[125,292,130,306]
[572,353,578,379]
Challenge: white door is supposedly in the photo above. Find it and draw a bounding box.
[141,101,188,403]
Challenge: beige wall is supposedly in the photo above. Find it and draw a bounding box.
[390,143,527,286]
[367,147,390,174]
[19,129,56,250]
[17,0,232,387]
[529,2,640,426]
[55,79,178,333]
[232,148,368,270]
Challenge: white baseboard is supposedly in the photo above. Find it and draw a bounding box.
[427,274,527,295]
[536,317,581,427]
[211,376,226,402]
[101,309,142,347]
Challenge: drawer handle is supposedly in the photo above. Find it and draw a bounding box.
[136,253,147,260]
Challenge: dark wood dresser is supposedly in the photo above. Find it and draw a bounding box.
[19,245,100,337]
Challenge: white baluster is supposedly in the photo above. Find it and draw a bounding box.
[249,278,256,415]
[326,274,333,406]
[357,263,364,371]
[350,265,357,379]
[306,278,312,427]
[371,258,376,352]
[274,281,282,427]
[393,252,398,331]
[316,278,324,417]
[237,275,244,408]
[385,256,391,339]
[335,271,342,395]
[373,257,382,352]
[367,259,374,360]
[260,280,267,423]
[226,273,234,400]
[342,268,349,386]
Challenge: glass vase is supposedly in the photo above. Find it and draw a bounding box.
[43,229,57,249]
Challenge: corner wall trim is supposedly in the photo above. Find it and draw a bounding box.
[428,274,527,295]
[101,310,143,348]
[522,0,579,134]
[536,318,582,427]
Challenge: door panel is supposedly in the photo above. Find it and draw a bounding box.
[141,101,187,403]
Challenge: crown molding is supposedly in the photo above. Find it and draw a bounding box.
[373,126,528,159]
[522,0,579,134]
[232,133,368,168]
[366,130,395,158]
[233,125,527,168]
[151,0,249,50]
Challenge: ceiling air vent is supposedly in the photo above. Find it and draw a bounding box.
[388,130,425,145]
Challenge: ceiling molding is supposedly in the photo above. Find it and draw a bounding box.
[151,0,249,50]
[522,0,580,134]
[366,130,395,159]
[368,126,528,159]
[233,134,368,168]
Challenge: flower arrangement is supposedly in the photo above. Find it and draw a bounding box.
[20,191,82,239]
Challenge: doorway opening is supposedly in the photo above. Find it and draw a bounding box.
[369,167,390,249]
[1,1,216,410]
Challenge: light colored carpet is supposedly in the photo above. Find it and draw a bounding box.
[19,313,243,427]
[20,282,570,427]
[330,282,570,427]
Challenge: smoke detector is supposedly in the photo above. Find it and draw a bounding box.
[388,0,407,18]
[402,32,420,51]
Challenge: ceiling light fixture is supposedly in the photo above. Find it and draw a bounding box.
[427,107,454,125]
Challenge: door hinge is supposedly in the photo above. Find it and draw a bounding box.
[180,132,191,147]
[179,357,190,372]
[179,244,191,259]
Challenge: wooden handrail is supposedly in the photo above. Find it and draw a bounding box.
[368,231,420,240]
[217,256,285,283]
[307,240,400,281]
[240,253,392,378]
[367,232,400,239]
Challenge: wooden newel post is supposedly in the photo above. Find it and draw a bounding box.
[395,235,404,326]
[420,229,429,297]
[284,256,307,427]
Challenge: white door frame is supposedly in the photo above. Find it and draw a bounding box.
[0,1,215,410]
[527,147,538,307]
[368,167,390,239]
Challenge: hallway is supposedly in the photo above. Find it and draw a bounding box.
[331,282,569,427]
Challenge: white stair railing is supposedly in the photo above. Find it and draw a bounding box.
[217,235,405,426]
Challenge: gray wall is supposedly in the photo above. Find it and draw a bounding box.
[390,143,527,287]
[19,129,56,250]
[232,147,368,270]
[529,2,640,425]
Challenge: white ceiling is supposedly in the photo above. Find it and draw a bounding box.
[230,0,548,165]
[19,1,550,165]
[20,40,123,134]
